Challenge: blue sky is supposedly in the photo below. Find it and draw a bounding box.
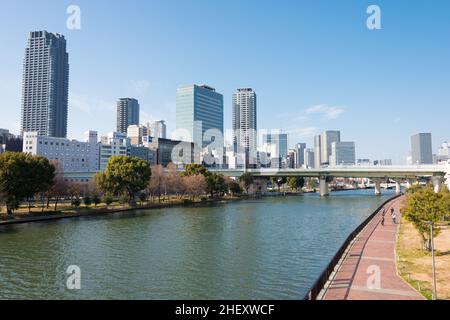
[0,0,449,164]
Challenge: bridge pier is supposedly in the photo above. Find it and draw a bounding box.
[406,178,415,189]
[432,176,442,193]
[319,176,329,197]
[374,179,382,196]
[395,181,401,195]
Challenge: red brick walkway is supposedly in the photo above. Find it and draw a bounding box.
[320,196,424,300]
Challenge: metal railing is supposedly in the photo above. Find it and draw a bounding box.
[303,194,402,300]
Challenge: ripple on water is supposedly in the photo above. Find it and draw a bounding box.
[0,190,394,299]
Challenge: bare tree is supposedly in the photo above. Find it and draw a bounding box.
[148,165,166,203]
[166,163,184,199]
[182,174,206,201]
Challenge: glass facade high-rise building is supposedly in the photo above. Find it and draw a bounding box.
[262,133,288,158]
[21,31,69,137]
[176,84,224,148]
[232,88,257,156]
[330,141,356,166]
[117,98,140,134]
[411,133,433,164]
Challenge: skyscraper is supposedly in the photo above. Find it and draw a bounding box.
[232,88,257,157]
[117,98,140,134]
[21,31,69,137]
[330,141,356,166]
[150,120,167,139]
[176,84,223,148]
[295,143,306,168]
[314,135,322,168]
[320,130,341,165]
[411,133,433,164]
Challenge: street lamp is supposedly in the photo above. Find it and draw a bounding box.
[427,221,437,300]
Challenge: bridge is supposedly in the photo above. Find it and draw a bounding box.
[210,165,450,196]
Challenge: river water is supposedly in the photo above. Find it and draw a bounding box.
[0,189,394,299]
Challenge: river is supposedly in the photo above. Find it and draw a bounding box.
[0,189,395,299]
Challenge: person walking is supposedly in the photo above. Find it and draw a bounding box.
[381,208,386,226]
[391,208,397,224]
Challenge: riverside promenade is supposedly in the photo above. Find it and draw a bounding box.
[319,196,424,300]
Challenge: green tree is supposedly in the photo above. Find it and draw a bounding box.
[287,176,305,192]
[0,152,55,214]
[206,173,227,197]
[403,185,448,251]
[271,177,287,192]
[228,180,242,196]
[83,196,92,207]
[103,194,113,206]
[239,172,254,194]
[92,194,101,207]
[95,156,151,204]
[181,164,210,177]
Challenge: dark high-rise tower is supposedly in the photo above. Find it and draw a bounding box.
[116,98,140,133]
[21,31,69,137]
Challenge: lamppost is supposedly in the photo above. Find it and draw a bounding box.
[427,221,437,300]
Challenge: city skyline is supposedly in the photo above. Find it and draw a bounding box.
[1,1,450,164]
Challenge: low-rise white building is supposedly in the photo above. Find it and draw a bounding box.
[23,131,100,173]
[99,132,129,171]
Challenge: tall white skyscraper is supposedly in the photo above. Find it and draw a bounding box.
[21,31,69,137]
[232,88,257,159]
[320,130,341,165]
[314,135,322,168]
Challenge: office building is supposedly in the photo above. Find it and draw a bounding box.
[262,132,288,168]
[320,130,341,165]
[287,149,297,168]
[304,148,315,168]
[150,120,167,139]
[330,141,355,166]
[127,124,148,146]
[100,132,129,171]
[176,84,223,148]
[21,31,69,137]
[117,98,140,134]
[146,137,197,167]
[314,135,322,168]
[295,143,306,168]
[232,88,257,159]
[411,133,433,164]
[22,131,100,173]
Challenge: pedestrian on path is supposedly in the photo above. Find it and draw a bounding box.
[391,209,397,224]
[381,209,386,226]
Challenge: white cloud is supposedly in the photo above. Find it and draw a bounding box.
[305,104,345,120]
[285,127,318,139]
[70,93,115,114]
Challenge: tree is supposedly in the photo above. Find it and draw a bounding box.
[239,172,254,194]
[92,194,101,207]
[287,176,305,192]
[206,173,227,197]
[95,156,151,204]
[403,185,448,251]
[228,180,242,196]
[181,164,209,177]
[182,174,206,200]
[147,165,165,202]
[271,177,287,192]
[49,174,69,211]
[103,194,113,206]
[0,152,55,214]
[166,163,185,197]
[83,196,92,207]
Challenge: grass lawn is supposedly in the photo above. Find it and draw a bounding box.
[397,217,450,300]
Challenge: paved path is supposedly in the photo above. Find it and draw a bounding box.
[320,196,424,300]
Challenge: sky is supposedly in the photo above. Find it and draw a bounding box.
[0,0,449,164]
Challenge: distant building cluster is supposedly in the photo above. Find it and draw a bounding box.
[2,30,448,174]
